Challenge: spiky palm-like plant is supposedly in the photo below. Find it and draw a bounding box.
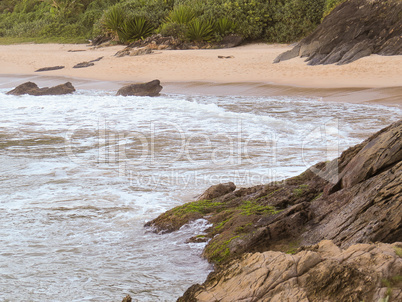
[118,17,154,42]
[186,18,215,42]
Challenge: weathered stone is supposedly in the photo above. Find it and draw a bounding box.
[116,80,162,97]
[129,47,153,56]
[273,45,300,63]
[216,34,243,48]
[73,61,95,68]
[178,241,402,302]
[6,81,76,96]
[147,120,402,264]
[274,0,402,65]
[197,182,236,201]
[35,66,65,72]
[121,294,132,302]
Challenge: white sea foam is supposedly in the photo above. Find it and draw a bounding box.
[0,89,400,301]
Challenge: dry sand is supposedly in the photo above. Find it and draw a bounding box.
[0,43,401,105]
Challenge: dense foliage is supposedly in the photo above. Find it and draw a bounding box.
[0,0,346,44]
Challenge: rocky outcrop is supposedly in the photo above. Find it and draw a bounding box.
[116,80,163,97]
[146,119,402,288]
[6,82,76,96]
[114,34,244,57]
[274,0,402,65]
[178,240,402,302]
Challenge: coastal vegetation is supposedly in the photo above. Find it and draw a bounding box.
[0,0,345,44]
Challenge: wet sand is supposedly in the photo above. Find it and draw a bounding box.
[0,43,401,105]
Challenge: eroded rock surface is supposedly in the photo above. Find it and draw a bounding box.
[116,80,162,97]
[147,120,402,301]
[178,241,402,302]
[197,182,236,201]
[274,0,402,65]
[6,81,76,96]
[147,120,401,263]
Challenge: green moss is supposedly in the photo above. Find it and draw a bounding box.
[254,188,284,202]
[285,241,300,254]
[235,222,253,234]
[214,218,230,232]
[207,235,241,263]
[311,192,323,202]
[394,247,402,257]
[172,199,223,216]
[240,200,280,216]
[293,184,309,196]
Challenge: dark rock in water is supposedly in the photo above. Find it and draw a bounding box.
[116,80,162,97]
[197,182,236,201]
[121,294,132,302]
[7,81,76,96]
[73,62,95,69]
[35,66,65,72]
[274,0,402,65]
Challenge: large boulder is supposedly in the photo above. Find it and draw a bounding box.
[197,182,236,201]
[6,82,76,96]
[274,0,402,65]
[116,80,163,97]
[178,240,402,302]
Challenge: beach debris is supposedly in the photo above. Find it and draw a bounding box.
[67,49,86,52]
[73,62,95,68]
[274,0,402,65]
[218,55,234,59]
[113,33,243,56]
[197,182,236,201]
[35,66,65,72]
[115,47,153,57]
[89,35,112,47]
[116,79,162,97]
[89,56,103,62]
[72,57,103,68]
[7,81,76,96]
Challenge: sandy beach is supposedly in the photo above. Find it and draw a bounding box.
[0,43,401,104]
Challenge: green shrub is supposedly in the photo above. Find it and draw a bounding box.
[214,17,237,36]
[102,5,125,36]
[186,18,215,42]
[167,5,197,24]
[159,21,187,38]
[323,0,346,18]
[118,16,154,42]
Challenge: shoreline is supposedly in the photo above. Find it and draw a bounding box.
[1,73,401,107]
[0,43,401,105]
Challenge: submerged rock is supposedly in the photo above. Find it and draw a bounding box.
[274,0,402,65]
[178,240,402,301]
[6,81,76,96]
[116,80,162,97]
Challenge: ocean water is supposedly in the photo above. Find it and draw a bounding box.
[0,88,400,301]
